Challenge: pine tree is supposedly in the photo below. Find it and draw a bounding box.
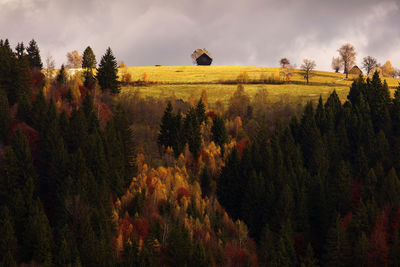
[195,98,207,124]
[26,39,42,70]
[191,240,211,267]
[82,46,97,69]
[158,101,174,150]
[353,232,368,267]
[390,229,400,266]
[211,115,228,152]
[217,147,242,219]
[323,217,351,267]
[302,243,319,267]
[96,47,120,94]
[165,223,192,267]
[16,90,32,122]
[0,207,18,266]
[200,166,212,197]
[167,111,183,158]
[22,200,52,266]
[184,107,202,157]
[82,46,97,88]
[0,89,10,142]
[56,64,67,87]
[0,38,19,105]
[258,225,278,267]
[30,88,47,133]
[241,171,266,239]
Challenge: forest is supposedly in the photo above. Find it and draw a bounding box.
[1,37,400,267]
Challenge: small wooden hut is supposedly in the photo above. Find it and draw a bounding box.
[191,49,213,65]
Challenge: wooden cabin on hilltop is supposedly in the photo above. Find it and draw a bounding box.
[191,48,213,65]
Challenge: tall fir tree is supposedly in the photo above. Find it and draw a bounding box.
[96,47,120,94]
[82,46,97,88]
[26,39,43,70]
[0,89,10,142]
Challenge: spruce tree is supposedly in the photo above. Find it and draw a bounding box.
[171,111,185,157]
[26,39,43,69]
[200,166,212,198]
[96,47,120,94]
[82,46,97,88]
[22,200,52,266]
[56,64,67,87]
[211,115,228,152]
[0,207,18,266]
[158,101,174,150]
[195,98,207,124]
[0,89,10,142]
[184,107,202,157]
[82,46,97,69]
[302,243,319,267]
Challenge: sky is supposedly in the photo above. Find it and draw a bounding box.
[1,0,399,71]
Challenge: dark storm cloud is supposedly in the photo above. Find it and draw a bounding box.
[1,0,399,70]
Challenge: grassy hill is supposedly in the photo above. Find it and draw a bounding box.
[118,66,400,105]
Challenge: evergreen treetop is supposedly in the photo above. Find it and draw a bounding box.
[96,47,120,94]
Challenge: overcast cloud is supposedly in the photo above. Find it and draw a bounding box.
[0,0,399,70]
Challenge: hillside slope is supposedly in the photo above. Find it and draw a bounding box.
[119,66,400,105]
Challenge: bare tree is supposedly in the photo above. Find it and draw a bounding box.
[45,54,55,81]
[395,68,400,78]
[338,43,356,78]
[301,59,316,84]
[362,56,378,75]
[66,50,82,68]
[331,57,343,73]
[280,58,290,68]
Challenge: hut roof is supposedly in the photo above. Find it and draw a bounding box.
[349,65,363,75]
[192,49,213,60]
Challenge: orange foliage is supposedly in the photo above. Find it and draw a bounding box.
[237,138,250,158]
[133,218,151,241]
[112,149,258,265]
[177,187,191,203]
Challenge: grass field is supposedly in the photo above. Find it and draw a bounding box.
[119,66,400,105]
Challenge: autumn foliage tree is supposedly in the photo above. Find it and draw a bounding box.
[338,43,356,78]
[66,50,82,68]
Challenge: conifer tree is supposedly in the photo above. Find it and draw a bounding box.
[82,46,97,88]
[302,243,319,267]
[200,166,212,198]
[96,47,120,94]
[56,64,67,87]
[258,225,278,267]
[26,39,42,70]
[171,111,185,157]
[353,232,368,267]
[217,147,241,219]
[323,217,351,267]
[0,207,18,266]
[184,107,202,157]
[22,200,52,266]
[158,101,174,150]
[195,98,207,124]
[211,115,228,152]
[0,89,10,142]
[82,46,97,69]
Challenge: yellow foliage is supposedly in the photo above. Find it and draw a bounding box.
[143,72,149,83]
[237,72,249,84]
[381,60,395,77]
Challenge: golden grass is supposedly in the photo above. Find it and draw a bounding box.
[118,66,400,105]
